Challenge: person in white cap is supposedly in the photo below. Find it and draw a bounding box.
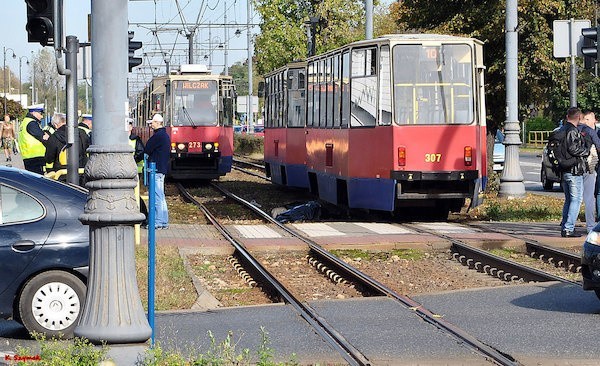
[18,104,49,174]
[143,113,171,229]
[78,113,93,147]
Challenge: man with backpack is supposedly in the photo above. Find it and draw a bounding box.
[555,107,590,237]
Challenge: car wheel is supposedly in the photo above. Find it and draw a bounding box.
[18,271,86,338]
[541,168,554,191]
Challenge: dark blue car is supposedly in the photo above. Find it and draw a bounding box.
[582,229,600,300]
[0,167,88,338]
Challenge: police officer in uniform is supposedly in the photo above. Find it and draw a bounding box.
[18,104,49,174]
[79,114,92,145]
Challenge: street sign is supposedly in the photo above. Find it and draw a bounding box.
[553,19,591,58]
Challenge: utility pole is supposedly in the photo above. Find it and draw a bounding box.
[498,0,526,198]
[75,0,151,344]
[247,0,253,133]
[365,0,373,40]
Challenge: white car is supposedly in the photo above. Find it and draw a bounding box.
[493,130,505,172]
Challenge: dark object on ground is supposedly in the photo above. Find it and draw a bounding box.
[275,201,321,223]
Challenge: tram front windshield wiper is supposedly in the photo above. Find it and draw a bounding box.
[180,105,196,127]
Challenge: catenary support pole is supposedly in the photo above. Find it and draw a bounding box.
[65,35,79,185]
[75,0,151,344]
[365,0,373,40]
[247,0,253,133]
[498,0,526,198]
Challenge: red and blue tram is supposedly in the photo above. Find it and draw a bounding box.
[263,34,487,217]
[133,64,236,180]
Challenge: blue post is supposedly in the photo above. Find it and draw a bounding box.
[147,162,156,346]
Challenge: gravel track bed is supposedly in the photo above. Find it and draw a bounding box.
[188,249,519,308]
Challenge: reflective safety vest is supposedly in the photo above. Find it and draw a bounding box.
[18,118,46,160]
[43,125,56,135]
[128,138,144,174]
[78,124,91,136]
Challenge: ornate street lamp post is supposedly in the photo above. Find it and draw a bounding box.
[3,47,16,115]
[18,56,29,107]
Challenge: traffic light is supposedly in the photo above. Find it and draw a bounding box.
[25,0,54,46]
[581,26,600,69]
[128,31,142,72]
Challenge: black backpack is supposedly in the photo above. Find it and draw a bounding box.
[546,129,577,171]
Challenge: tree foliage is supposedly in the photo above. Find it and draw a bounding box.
[390,0,596,130]
[253,0,368,75]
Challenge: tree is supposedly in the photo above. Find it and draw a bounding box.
[389,0,596,131]
[253,0,368,75]
[31,48,62,115]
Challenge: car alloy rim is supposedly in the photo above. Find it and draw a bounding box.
[31,282,81,331]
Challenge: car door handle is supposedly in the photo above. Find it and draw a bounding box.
[12,240,37,252]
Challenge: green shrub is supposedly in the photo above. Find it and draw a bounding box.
[234,134,264,155]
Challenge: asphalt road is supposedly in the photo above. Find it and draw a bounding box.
[516,149,563,198]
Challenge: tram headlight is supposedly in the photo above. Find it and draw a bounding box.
[204,143,213,151]
[177,143,186,150]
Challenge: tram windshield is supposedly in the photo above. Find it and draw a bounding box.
[393,44,474,125]
[172,80,219,126]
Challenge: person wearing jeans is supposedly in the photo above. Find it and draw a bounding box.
[559,107,590,237]
[144,113,171,230]
[561,172,584,234]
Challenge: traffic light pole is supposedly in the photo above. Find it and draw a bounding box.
[75,0,151,344]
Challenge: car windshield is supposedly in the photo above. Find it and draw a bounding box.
[172,80,219,127]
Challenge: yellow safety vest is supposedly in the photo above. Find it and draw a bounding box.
[128,138,144,174]
[18,117,46,160]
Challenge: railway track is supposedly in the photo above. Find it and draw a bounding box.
[176,182,371,365]
[232,157,268,180]
[407,223,581,286]
[467,223,582,274]
[205,182,521,366]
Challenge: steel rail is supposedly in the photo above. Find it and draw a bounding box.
[210,182,521,366]
[232,156,266,171]
[231,165,269,181]
[406,224,580,286]
[466,223,582,273]
[176,183,372,366]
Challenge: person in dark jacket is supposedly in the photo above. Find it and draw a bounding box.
[45,113,90,174]
[144,113,171,230]
[578,111,600,232]
[560,107,590,238]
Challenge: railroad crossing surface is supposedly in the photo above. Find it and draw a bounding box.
[2,155,597,364]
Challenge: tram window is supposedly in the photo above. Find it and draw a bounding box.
[287,69,306,128]
[318,59,326,128]
[172,80,219,127]
[307,62,315,127]
[341,51,350,128]
[379,45,392,126]
[350,48,377,127]
[333,54,341,128]
[324,58,332,128]
[392,44,474,125]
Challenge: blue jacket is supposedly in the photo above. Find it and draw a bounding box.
[144,127,171,174]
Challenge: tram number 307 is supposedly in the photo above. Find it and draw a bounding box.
[425,153,442,162]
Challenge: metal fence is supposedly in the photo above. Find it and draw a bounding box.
[527,130,551,147]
